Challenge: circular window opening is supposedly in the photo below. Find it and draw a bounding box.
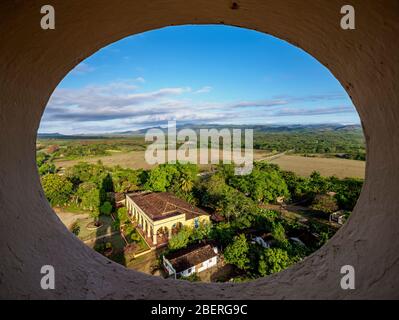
[36,25,365,283]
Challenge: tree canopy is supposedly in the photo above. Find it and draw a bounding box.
[224,234,250,270]
[41,174,73,206]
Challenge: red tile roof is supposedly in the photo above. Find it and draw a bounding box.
[165,243,218,273]
[127,192,208,221]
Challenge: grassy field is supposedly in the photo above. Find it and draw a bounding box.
[269,154,365,178]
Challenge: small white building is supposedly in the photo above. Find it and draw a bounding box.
[163,243,218,278]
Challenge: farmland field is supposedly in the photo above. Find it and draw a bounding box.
[269,154,365,178]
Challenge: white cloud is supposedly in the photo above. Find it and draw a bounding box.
[39,81,357,134]
[134,77,145,83]
[194,86,212,94]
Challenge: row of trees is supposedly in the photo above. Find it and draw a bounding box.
[39,160,201,222]
[253,128,366,160]
[40,161,143,221]
[282,170,362,211]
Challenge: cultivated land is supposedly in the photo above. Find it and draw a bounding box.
[269,154,365,179]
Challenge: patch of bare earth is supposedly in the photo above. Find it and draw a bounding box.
[53,207,89,229]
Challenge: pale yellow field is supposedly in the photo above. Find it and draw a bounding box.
[269,155,365,179]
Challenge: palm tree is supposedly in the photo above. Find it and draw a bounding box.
[179,174,194,193]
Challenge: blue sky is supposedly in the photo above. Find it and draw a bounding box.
[39,25,359,134]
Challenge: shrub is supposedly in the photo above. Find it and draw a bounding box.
[117,207,129,225]
[94,243,105,253]
[100,201,113,215]
[258,248,291,276]
[123,224,140,243]
[180,273,200,282]
[168,227,192,251]
[310,194,339,214]
[70,222,80,236]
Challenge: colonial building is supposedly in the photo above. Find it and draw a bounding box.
[163,243,218,278]
[125,192,210,246]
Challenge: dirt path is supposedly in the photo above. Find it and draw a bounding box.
[257,150,294,162]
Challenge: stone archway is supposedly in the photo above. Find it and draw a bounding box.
[1,0,398,299]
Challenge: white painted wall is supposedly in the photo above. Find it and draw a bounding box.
[198,256,217,272]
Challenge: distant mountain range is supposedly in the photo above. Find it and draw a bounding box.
[37,123,362,139]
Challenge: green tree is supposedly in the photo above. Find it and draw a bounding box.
[112,168,140,193]
[38,162,56,176]
[190,222,211,242]
[310,194,339,214]
[168,227,192,251]
[144,165,175,191]
[308,171,330,194]
[210,222,235,248]
[258,248,291,276]
[334,178,363,211]
[271,222,288,247]
[179,173,194,193]
[117,207,129,225]
[41,174,73,206]
[223,234,250,270]
[229,165,289,203]
[77,182,100,213]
